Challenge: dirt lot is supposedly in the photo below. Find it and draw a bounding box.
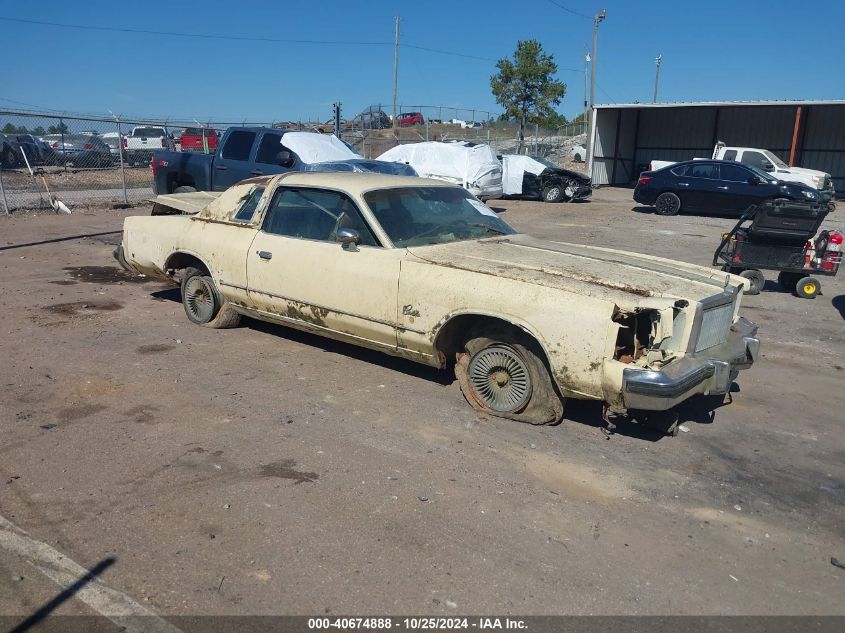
[1,187,843,621]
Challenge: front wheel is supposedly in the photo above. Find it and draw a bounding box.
[173,185,197,193]
[181,267,241,328]
[654,192,681,216]
[455,328,563,425]
[795,276,821,299]
[542,184,565,203]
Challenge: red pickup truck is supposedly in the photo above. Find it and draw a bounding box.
[179,127,218,153]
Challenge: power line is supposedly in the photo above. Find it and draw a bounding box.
[0,16,496,62]
[545,0,592,19]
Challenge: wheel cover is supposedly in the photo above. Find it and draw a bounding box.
[803,282,816,295]
[184,276,215,322]
[656,195,676,213]
[545,187,561,201]
[467,345,532,413]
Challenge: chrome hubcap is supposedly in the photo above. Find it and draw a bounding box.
[185,276,214,322]
[546,187,561,200]
[467,345,532,412]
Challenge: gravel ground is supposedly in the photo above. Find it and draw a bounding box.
[0,187,843,621]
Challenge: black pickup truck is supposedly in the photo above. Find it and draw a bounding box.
[152,127,358,194]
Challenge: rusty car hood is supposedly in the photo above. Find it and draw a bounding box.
[406,234,740,304]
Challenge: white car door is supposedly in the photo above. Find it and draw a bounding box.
[246,186,402,349]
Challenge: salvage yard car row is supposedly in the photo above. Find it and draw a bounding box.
[151,125,593,204]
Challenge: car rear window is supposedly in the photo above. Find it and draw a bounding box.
[690,163,718,179]
[132,127,166,137]
[221,131,256,161]
[184,128,214,136]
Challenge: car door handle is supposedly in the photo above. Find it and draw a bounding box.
[678,182,690,186]
[717,186,729,190]
[216,164,227,170]
[256,250,272,260]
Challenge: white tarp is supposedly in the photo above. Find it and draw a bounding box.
[377,141,503,198]
[281,132,361,164]
[501,155,547,195]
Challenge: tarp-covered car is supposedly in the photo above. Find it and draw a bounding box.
[377,141,503,200]
[501,155,592,203]
[116,173,759,427]
[307,158,418,176]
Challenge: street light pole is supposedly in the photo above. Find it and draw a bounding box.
[652,54,662,103]
[586,9,606,163]
[583,49,589,134]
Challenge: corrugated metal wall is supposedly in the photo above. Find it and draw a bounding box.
[591,103,845,194]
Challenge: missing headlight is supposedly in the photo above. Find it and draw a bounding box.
[612,308,657,364]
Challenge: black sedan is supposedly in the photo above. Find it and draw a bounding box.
[634,160,821,215]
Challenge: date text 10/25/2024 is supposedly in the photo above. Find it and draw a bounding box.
[307,617,528,630]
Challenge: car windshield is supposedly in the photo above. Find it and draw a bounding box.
[747,164,778,182]
[763,150,788,168]
[363,186,515,248]
[531,156,558,169]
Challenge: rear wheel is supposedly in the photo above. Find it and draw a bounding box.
[739,269,765,295]
[180,267,241,328]
[654,192,681,216]
[455,327,563,425]
[542,184,564,203]
[795,276,821,299]
[173,185,197,194]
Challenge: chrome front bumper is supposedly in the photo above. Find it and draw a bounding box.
[621,316,759,411]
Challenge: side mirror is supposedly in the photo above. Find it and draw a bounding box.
[276,150,295,168]
[336,228,360,251]
[748,175,761,185]
[760,160,774,172]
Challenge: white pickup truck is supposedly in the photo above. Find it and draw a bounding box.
[125,126,175,166]
[650,142,835,198]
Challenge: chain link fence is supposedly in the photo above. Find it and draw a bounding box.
[0,107,587,214]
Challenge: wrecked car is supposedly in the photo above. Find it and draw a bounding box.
[501,154,592,203]
[116,173,759,425]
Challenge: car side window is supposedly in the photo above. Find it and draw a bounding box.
[741,151,767,169]
[255,133,286,165]
[232,186,265,222]
[690,163,717,179]
[722,149,737,161]
[720,164,752,182]
[221,131,256,161]
[262,188,379,247]
[670,164,688,176]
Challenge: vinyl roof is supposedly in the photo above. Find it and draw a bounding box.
[594,99,845,109]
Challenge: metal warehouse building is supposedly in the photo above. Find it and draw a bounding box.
[587,100,845,194]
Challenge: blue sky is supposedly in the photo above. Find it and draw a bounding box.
[1,0,843,122]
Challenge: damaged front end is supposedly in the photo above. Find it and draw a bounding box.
[604,289,759,411]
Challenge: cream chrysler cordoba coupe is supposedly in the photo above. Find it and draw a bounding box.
[115,173,759,425]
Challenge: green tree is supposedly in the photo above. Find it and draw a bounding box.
[48,122,69,134]
[490,40,566,150]
[31,126,46,136]
[2,123,17,134]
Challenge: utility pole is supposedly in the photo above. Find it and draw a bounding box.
[652,54,662,103]
[586,9,606,162]
[392,16,400,132]
[583,48,590,134]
